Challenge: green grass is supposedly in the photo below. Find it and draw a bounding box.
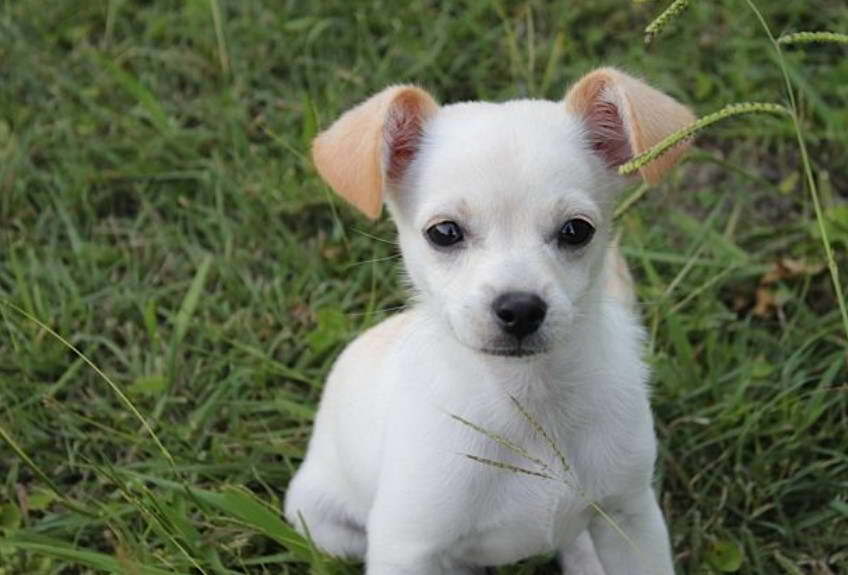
[1,0,847,573]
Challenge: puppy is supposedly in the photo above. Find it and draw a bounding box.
[285,68,694,574]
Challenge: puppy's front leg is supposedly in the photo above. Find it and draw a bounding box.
[367,557,480,575]
[589,489,674,575]
[365,516,469,575]
[366,487,474,575]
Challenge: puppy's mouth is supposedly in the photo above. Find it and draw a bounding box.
[479,346,547,358]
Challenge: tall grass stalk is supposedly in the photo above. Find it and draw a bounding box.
[618,102,789,176]
[644,0,691,44]
[624,0,848,358]
[777,31,848,46]
[743,0,848,357]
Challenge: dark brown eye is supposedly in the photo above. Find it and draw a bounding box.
[558,219,595,248]
[426,221,464,247]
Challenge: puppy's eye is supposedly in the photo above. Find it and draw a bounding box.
[558,219,595,248]
[426,221,464,248]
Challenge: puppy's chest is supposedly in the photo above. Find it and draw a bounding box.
[453,426,607,566]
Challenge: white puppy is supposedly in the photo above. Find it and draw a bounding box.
[285,68,694,575]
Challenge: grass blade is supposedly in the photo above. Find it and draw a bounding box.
[463,454,555,480]
[0,298,175,465]
[449,413,550,470]
[99,57,172,133]
[209,0,230,77]
[0,421,97,518]
[172,254,213,351]
[0,532,183,575]
[508,395,571,475]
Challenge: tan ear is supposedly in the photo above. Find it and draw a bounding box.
[565,68,695,185]
[312,85,438,220]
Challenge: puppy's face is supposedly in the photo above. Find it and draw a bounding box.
[311,69,694,359]
[389,101,620,357]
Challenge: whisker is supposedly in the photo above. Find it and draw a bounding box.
[352,228,399,245]
[344,254,402,269]
[344,304,409,318]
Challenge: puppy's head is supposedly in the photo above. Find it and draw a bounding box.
[312,69,694,359]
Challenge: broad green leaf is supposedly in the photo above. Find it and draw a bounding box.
[173,255,213,349]
[26,488,57,512]
[128,374,168,396]
[307,308,350,355]
[275,392,317,420]
[0,504,21,531]
[706,539,744,572]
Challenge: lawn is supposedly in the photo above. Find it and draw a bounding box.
[1,0,847,573]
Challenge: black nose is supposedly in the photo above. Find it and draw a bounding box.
[492,292,547,339]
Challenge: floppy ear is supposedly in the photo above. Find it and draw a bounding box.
[312,85,439,220]
[564,68,695,185]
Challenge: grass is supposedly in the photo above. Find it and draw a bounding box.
[1,0,847,573]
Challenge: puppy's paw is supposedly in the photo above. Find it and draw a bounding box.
[561,563,606,575]
[559,531,607,575]
[284,470,366,559]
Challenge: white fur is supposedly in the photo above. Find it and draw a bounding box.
[286,99,674,574]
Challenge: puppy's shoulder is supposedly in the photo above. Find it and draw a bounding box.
[327,310,418,385]
[350,310,417,355]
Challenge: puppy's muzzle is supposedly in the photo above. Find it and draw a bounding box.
[492,292,547,339]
